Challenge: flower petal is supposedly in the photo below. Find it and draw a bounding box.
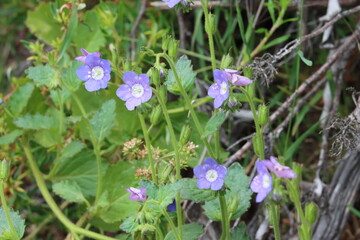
[215,165,227,178]
[214,97,225,109]
[141,87,152,103]
[193,165,205,178]
[85,55,101,68]
[100,59,111,73]
[75,56,87,63]
[210,178,224,191]
[250,175,262,193]
[213,69,227,84]
[123,71,138,85]
[255,189,269,203]
[76,65,91,81]
[197,178,211,189]
[125,97,142,111]
[208,83,220,98]
[203,158,217,166]
[116,84,132,101]
[84,79,101,92]
[139,74,150,85]
[232,75,252,86]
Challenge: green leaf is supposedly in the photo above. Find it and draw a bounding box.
[179,178,217,203]
[25,2,62,44]
[139,180,158,200]
[52,180,87,203]
[166,55,197,95]
[72,11,106,51]
[61,141,86,159]
[202,112,226,138]
[34,129,61,148]
[49,150,100,196]
[90,100,116,143]
[157,182,180,208]
[0,130,24,145]
[14,113,56,130]
[27,64,57,88]
[120,215,139,233]
[58,1,78,62]
[61,61,83,92]
[97,162,138,223]
[9,82,35,116]
[230,222,250,240]
[262,34,291,51]
[297,50,313,66]
[348,206,360,218]
[224,163,252,219]
[0,207,25,239]
[49,88,71,106]
[164,223,203,240]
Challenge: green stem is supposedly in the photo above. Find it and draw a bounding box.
[268,204,281,240]
[154,90,182,238]
[161,207,181,240]
[168,96,212,114]
[240,87,265,159]
[137,112,157,184]
[159,53,216,159]
[22,139,117,240]
[0,180,18,240]
[71,93,103,204]
[219,193,230,240]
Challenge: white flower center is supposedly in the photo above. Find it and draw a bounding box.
[131,84,144,98]
[220,82,227,95]
[262,175,271,188]
[91,66,104,80]
[205,169,218,182]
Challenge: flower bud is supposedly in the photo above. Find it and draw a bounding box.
[252,133,262,157]
[0,160,10,180]
[179,125,192,146]
[228,195,240,214]
[159,85,168,104]
[123,60,132,72]
[220,54,233,69]
[205,14,216,34]
[162,35,171,52]
[151,67,160,86]
[150,106,162,125]
[305,202,318,224]
[227,96,238,108]
[168,39,180,58]
[258,104,269,126]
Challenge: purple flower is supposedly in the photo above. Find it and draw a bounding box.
[167,200,176,212]
[208,69,230,109]
[75,48,101,63]
[126,187,146,202]
[250,161,272,202]
[223,69,253,86]
[0,99,3,104]
[162,0,188,8]
[193,158,227,191]
[263,156,297,179]
[116,71,152,111]
[76,55,111,92]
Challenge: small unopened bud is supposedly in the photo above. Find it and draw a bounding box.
[0,160,10,180]
[220,54,233,69]
[205,14,216,34]
[227,96,238,108]
[305,202,318,224]
[123,60,132,72]
[179,125,192,146]
[168,39,180,58]
[258,104,269,126]
[228,195,240,214]
[159,85,168,104]
[150,106,162,125]
[162,35,171,52]
[252,133,262,157]
[151,67,160,86]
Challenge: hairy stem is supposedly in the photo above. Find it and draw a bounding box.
[219,193,230,240]
[0,180,18,240]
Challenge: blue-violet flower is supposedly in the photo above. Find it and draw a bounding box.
[208,69,229,109]
[126,187,146,202]
[223,69,253,86]
[167,200,176,212]
[250,161,272,202]
[193,157,227,191]
[116,71,152,111]
[76,55,111,92]
[75,48,101,63]
[263,156,297,179]
[162,0,189,8]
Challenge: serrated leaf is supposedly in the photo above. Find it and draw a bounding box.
[27,64,57,88]
[120,215,139,233]
[202,112,226,138]
[179,178,217,203]
[297,50,313,66]
[164,223,203,240]
[25,2,62,44]
[61,141,85,159]
[166,55,197,95]
[157,182,180,208]
[34,129,61,148]
[139,180,158,200]
[90,100,116,143]
[61,61,83,92]
[97,162,138,223]
[52,180,87,203]
[9,82,35,116]
[230,222,250,240]
[0,207,25,239]
[49,88,71,106]
[14,113,56,130]
[49,150,100,196]
[0,130,24,145]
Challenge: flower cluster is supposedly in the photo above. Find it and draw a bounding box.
[250,156,296,202]
[208,69,252,109]
[76,49,111,92]
[193,158,227,191]
[135,168,152,180]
